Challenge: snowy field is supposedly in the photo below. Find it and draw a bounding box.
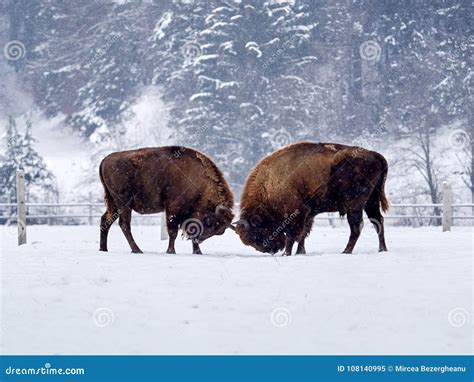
[0,223,472,355]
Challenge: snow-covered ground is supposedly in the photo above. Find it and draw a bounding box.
[0,223,472,355]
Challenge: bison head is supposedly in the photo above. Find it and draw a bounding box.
[233,212,286,254]
[183,205,234,243]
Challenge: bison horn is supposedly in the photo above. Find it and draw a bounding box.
[228,224,236,231]
[232,218,249,229]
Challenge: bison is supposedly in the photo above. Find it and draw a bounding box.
[234,142,388,255]
[99,147,234,254]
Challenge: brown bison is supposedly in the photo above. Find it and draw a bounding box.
[99,147,234,254]
[234,142,389,255]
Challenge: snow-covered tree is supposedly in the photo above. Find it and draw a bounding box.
[162,1,319,190]
[0,116,58,203]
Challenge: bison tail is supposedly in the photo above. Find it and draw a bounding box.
[99,160,115,217]
[376,159,389,213]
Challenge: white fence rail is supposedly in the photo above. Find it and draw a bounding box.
[1,202,473,221]
[1,171,472,245]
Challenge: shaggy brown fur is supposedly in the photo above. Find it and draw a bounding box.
[99,147,234,254]
[236,142,388,255]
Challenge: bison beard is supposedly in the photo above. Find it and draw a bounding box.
[235,142,389,256]
[99,147,234,254]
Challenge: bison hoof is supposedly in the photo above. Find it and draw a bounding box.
[193,250,203,255]
[132,249,143,254]
[99,248,108,252]
[296,249,306,255]
[166,248,176,254]
[379,247,388,252]
[342,250,352,254]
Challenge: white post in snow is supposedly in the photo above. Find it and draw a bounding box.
[16,169,27,245]
[442,181,452,232]
[161,212,168,240]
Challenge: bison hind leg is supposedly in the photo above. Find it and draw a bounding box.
[100,210,118,251]
[364,191,388,252]
[342,209,363,254]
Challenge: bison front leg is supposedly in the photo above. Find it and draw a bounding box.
[283,237,295,256]
[118,207,143,254]
[192,241,202,255]
[295,239,306,255]
[166,222,178,254]
[342,210,363,254]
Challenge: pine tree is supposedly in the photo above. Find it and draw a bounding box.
[0,116,23,200]
[165,1,319,190]
[0,116,58,203]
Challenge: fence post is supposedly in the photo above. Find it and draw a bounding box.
[88,192,93,225]
[161,212,168,240]
[442,181,452,232]
[16,169,27,245]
